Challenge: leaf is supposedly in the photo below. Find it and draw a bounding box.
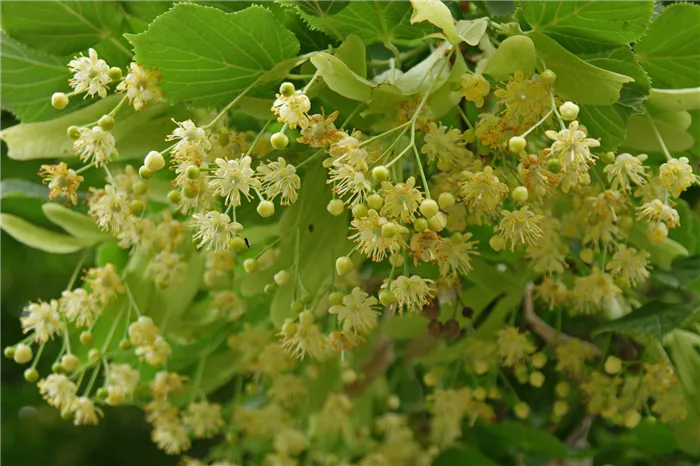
[434,446,498,466]
[622,113,695,153]
[0,1,132,65]
[481,421,568,458]
[628,224,689,271]
[96,242,129,270]
[0,95,174,160]
[519,0,653,53]
[380,313,427,340]
[528,32,634,105]
[653,256,700,290]
[482,35,537,82]
[668,201,698,255]
[648,88,700,112]
[577,104,628,153]
[455,18,489,46]
[410,0,461,44]
[334,34,367,78]
[0,33,72,123]
[294,1,350,17]
[596,301,700,340]
[636,3,700,89]
[429,52,468,119]
[0,179,49,200]
[298,1,430,45]
[41,203,110,242]
[310,52,373,102]
[482,1,515,17]
[0,213,94,254]
[127,4,300,107]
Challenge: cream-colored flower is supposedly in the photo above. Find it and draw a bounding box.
[208,156,261,206]
[117,63,164,110]
[272,91,311,128]
[257,157,300,205]
[460,74,490,108]
[39,163,84,205]
[68,48,110,98]
[496,206,545,251]
[21,299,63,342]
[380,177,423,222]
[183,401,224,438]
[60,288,98,328]
[167,120,212,160]
[329,287,379,334]
[190,211,243,251]
[38,374,77,411]
[328,163,372,206]
[604,153,647,191]
[545,120,599,170]
[74,126,117,166]
[606,245,650,288]
[383,275,435,314]
[71,396,103,425]
[659,157,697,197]
[459,166,509,219]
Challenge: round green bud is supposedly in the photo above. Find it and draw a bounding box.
[600,151,615,164]
[512,186,529,203]
[382,221,398,238]
[61,354,79,372]
[138,166,153,180]
[489,235,505,251]
[186,165,200,179]
[335,256,354,276]
[4,346,16,359]
[508,136,527,153]
[88,348,101,363]
[529,371,545,388]
[414,217,429,232]
[144,150,165,172]
[301,293,313,305]
[541,69,556,86]
[378,289,395,306]
[624,410,642,429]
[52,362,66,374]
[257,200,275,218]
[428,214,446,232]
[546,158,561,173]
[327,199,345,216]
[264,283,277,295]
[98,115,115,131]
[243,258,259,274]
[182,183,198,199]
[96,387,108,399]
[299,310,314,326]
[274,270,290,286]
[580,248,594,264]
[463,129,476,144]
[79,331,94,345]
[24,368,40,383]
[167,189,182,204]
[604,355,623,375]
[420,199,439,219]
[438,192,455,210]
[67,126,81,140]
[559,101,580,121]
[270,132,289,150]
[532,352,547,369]
[352,203,369,218]
[387,395,400,410]
[51,92,69,110]
[553,400,569,417]
[555,381,570,398]
[372,165,390,183]
[119,339,133,351]
[366,193,383,210]
[618,215,633,230]
[13,344,33,364]
[279,82,296,97]
[329,292,344,306]
[514,402,531,419]
[133,181,147,195]
[290,301,304,314]
[204,271,218,288]
[230,236,247,252]
[108,67,123,81]
[129,200,145,216]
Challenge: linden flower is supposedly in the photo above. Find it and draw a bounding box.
[460,73,490,108]
[554,338,597,378]
[183,401,224,438]
[606,245,651,288]
[136,335,172,366]
[84,263,124,304]
[272,90,311,129]
[116,63,164,110]
[74,126,117,166]
[190,211,242,252]
[637,199,680,228]
[659,157,697,197]
[380,177,423,222]
[68,48,110,98]
[494,71,550,123]
[39,163,84,205]
[152,418,191,455]
[167,120,212,160]
[604,153,647,191]
[151,371,187,400]
[459,166,509,219]
[496,206,545,251]
[495,326,536,367]
[653,392,687,423]
[267,374,307,407]
[350,210,405,262]
[535,277,568,310]
[274,428,308,457]
[329,163,372,206]
[298,111,340,147]
[60,288,99,328]
[383,275,435,314]
[410,230,444,264]
[438,232,479,276]
[421,123,469,169]
[545,120,599,169]
[208,156,261,206]
[278,314,328,360]
[211,290,247,321]
[71,397,104,426]
[572,267,622,314]
[89,184,132,234]
[38,374,77,411]
[106,363,140,404]
[428,388,469,447]
[329,133,369,171]
[21,299,63,342]
[129,316,160,347]
[256,157,300,205]
[329,287,380,334]
[526,233,568,275]
[146,251,186,288]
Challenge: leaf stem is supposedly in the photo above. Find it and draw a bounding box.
[646,113,672,161]
[205,76,264,130]
[244,119,273,158]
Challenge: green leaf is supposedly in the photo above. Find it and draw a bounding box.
[636,3,700,89]
[0,213,94,254]
[380,313,427,340]
[482,35,537,82]
[127,4,300,107]
[121,1,174,34]
[482,1,515,17]
[0,1,132,65]
[596,301,700,340]
[298,1,430,45]
[668,201,698,255]
[0,179,49,200]
[0,33,72,123]
[628,224,689,271]
[294,1,350,17]
[0,95,174,160]
[455,19,489,46]
[621,112,695,153]
[310,52,373,102]
[96,242,129,270]
[653,256,700,290]
[577,104,628,152]
[481,421,568,458]
[429,52,468,119]
[519,0,653,53]
[41,203,110,243]
[334,34,367,78]
[434,446,498,466]
[528,32,634,105]
[648,88,700,112]
[410,0,461,44]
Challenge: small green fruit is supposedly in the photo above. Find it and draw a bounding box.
[512,186,529,203]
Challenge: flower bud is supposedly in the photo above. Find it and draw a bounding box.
[98,115,115,130]
[243,258,259,274]
[79,331,93,345]
[559,102,580,121]
[257,200,275,218]
[529,371,545,388]
[438,192,455,210]
[555,381,570,398]
[335,256,354,276]
[119,339,133,350]
[463,128,476,143]
[541,69,556,86]
[428,212,446,232]
[290,301,304,314]
[532,352,547,368]
[274,270,290,287]
[600,151,615,164]
[342,369,357,385]
[52,362,66,374]
[580,248,594,264]
[489,235,505,251]
[301,292,313,305]
[13,344,33,364]
[264,283,276,295]
[508,136,527,153]
[281,319,297,337]
[299,310,314,326]
[327,199,344,216]
[144,151,166,172]
[420,199,439,218]
[329,291,344,306]
[51,92,69,110]
[387,395,400,410]
[67,126,81,140]
[129,200,145,216]
[138,166,153,179]
[108,67,123,81]
[372,165,390,182]
[4,346,16,359]
[182,183,198,199]
[167,189,182,204]
[352,203,368,218]
[279,82,296,97]
[514,402,530,419]
[88,348,101,363]
[378,289,395,306]
[604,355,623,375]
[512,186,529,203]
[553,400,569,417]
[413,217,429,232]
[230,236,247,252]
[381,221,398,238]
[624,410,641,428]
[270,132,289,150]
[367,193,383,210]
[186,165,200,179]
[24,368,39,383]
[546,158,561,173]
